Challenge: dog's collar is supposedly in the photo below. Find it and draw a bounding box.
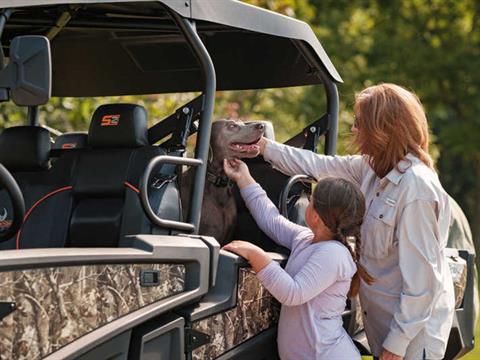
[206,170,233,188]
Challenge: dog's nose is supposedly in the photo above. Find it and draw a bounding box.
[255,123,265,130]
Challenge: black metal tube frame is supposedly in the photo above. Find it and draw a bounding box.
[140,155,202,232]
[154,13,215,234]
[293,40,339,155]
[27,105,39,126]
[8,17,237,33]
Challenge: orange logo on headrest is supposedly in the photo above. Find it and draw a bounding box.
[61,143,77,149]
[101,114,120,126]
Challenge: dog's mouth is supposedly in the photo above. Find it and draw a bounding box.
[228,137,261,154]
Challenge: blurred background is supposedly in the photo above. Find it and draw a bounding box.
[0,0,478,355]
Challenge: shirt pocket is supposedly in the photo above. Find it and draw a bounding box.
[362,201,397,259]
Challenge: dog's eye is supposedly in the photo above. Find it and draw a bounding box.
[228,123,238,130]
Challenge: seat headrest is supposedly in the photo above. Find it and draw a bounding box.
[0,126,51,172]
[53,132,88,150]
[88,104,148,149]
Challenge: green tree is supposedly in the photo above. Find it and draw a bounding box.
[309,0,480,242]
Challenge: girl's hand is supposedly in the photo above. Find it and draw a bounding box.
[380,349,403,360]
[223,240,258,260]
[223,159,255,189]
[223,240,272,272]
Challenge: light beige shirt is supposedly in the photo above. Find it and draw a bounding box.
[264,140,455,359]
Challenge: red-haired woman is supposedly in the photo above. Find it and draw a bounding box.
[257,83,454,360]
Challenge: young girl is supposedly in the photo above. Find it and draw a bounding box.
[223,158,372,360]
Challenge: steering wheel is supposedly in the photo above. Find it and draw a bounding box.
[0,164,25,242]
[278,174,316,217]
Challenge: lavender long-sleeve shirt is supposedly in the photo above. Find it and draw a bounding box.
[241,183,360,360]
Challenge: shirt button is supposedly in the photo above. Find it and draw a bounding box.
[376,192,380,197]
[363,311,367,316]
[379,214,384,219]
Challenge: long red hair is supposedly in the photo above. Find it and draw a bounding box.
[353,83,433,178]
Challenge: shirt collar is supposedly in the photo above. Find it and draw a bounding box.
[383,153,419,186]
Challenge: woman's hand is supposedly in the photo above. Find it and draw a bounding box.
[223,240,272,273]
[380,349,403,360]
[258,137,267,155]
[223,159,255,189]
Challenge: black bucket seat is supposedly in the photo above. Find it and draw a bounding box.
[53,131,88,150]
[66,104,181,247]
[0,126,74,249]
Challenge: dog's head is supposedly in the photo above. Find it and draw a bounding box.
[211,120,265,161]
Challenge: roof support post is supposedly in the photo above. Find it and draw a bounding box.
[170,14,216,234]
[318,71,339,156]
[292,40,339,156]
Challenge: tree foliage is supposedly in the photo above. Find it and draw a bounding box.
[247,0,480,241]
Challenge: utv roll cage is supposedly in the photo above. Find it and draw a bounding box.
[1,0,341,233]
[0,1,475,360]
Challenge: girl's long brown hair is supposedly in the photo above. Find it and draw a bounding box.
[312,178,374,298]
[353,83,433,178]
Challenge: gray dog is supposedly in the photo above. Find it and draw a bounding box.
[181,119,265,244]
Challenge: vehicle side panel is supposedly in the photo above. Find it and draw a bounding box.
[191,268,280,360]
[0,263,185,359]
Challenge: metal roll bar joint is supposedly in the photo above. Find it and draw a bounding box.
[140,155,202,232]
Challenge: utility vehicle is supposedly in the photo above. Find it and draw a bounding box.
[0,1,475,359]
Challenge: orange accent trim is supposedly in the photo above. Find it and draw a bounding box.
[124,181,140,194]
[61,143,76,149]
[16,186,73,250]
[16,182,139,249]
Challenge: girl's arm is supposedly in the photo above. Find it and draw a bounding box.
[259,137,364,186]
[224,159,311,250]
[241,183,311,249]
[223,241,343,306]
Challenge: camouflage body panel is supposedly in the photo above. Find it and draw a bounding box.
[192,268,280,360]
[447,255,468,308]
[0,263,185,360]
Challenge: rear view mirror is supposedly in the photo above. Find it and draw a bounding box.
[0,35,51,106]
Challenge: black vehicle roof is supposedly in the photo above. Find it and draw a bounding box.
[2,0,342,97]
